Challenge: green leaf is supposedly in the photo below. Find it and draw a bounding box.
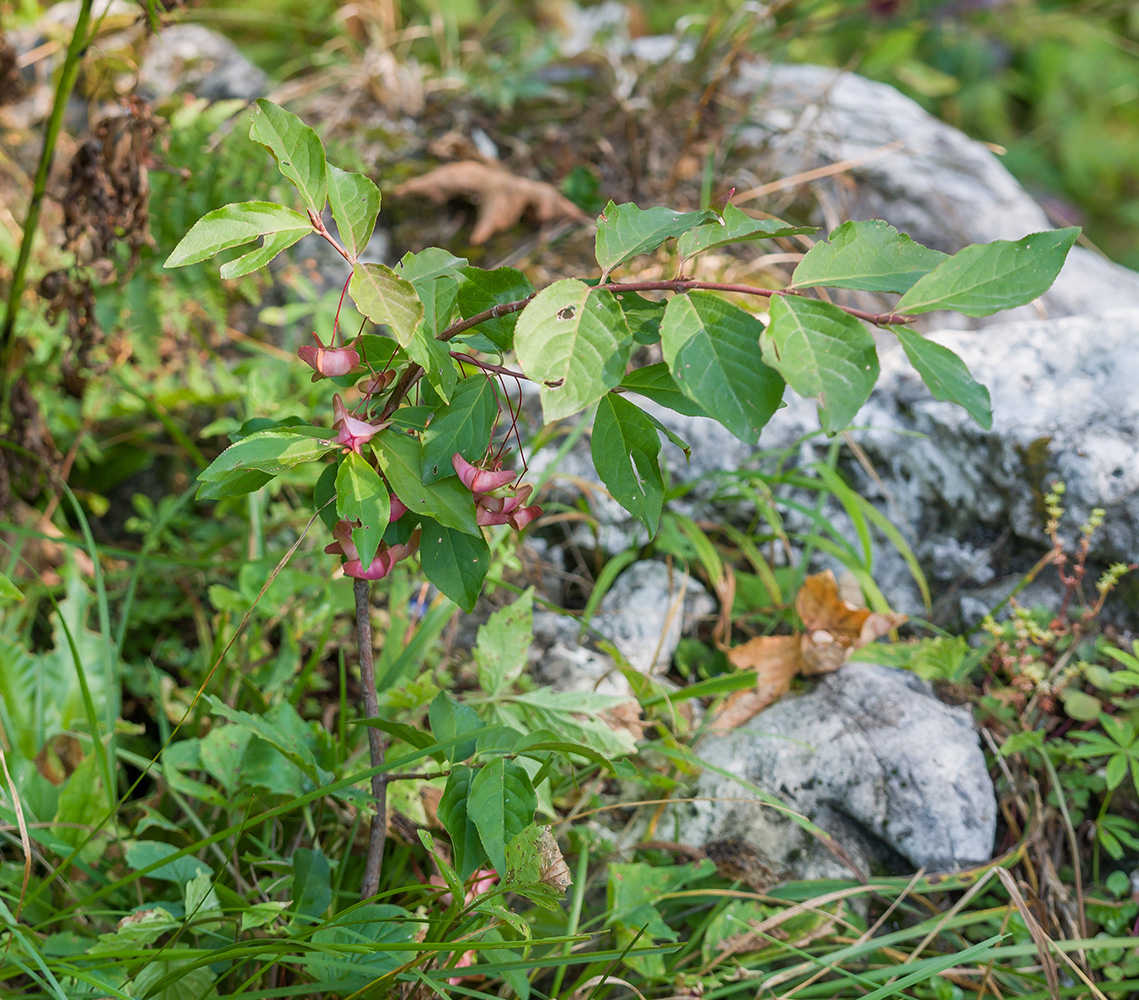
[661,291,784,444]
[419,520,490,613]
[614,289,667,345]
[893,327,992,430]
[514,279,633,422]
[678,203,817,258]
[595,201,716,275]
[335,452,391,568]
[356,717,441,760]
[327,164,381,260]
[219,226,308,279]
[125,840,210,885]
[349,262,424,346]
[455,266,534,350]
[502,824,571,907]
[468,758,537,876]
[197,427,337,485]
[791,219,946,293]
[206,697,331,788]
[397,249,467,400]
[475,588,534,695]
[309,904,415,986]
[0,572,25,602]
[429,691,482,763]
[760,295,878,434]
[397,247,469,285]
[249,98,327,215]
[373,433,478,534]
[592,393,665,534]
[895,227,1080,316]
[164,201,310,268]
[421,376,497,483]
[618,363,708,417]
[438,765,487,879]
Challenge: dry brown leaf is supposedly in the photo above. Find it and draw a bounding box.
[601,700,648,741]
[394,160,590,244]
[711,635,802,731]
[536,826,573,892]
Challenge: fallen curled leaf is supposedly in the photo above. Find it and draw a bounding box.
[711,571,906,731]
[394,160,590,244]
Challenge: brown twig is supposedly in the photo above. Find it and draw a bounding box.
[354,578,388,899]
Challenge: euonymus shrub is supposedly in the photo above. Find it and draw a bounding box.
[167,99,1077,885]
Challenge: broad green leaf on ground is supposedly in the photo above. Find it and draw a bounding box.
[506,689,639,757]
[761,295,878,434]
[896,227,1080,316]
[455,266,535,350]
[249,99,327,215]
[468,758,537,876]
[206,698,331,787]
[514,279,633,422]
[614,289,667,345]
[197,427,337,488]
[475,588,535,695]
[661,291,784,444]
[164,202,310,269]
[592,393,665,534]
[327,164,381,260]
[220,226,308,279]
[125,956,219,1000]
[438,765,487,879]
[349,262,424,346]
[429,691,482,763]
[678,203,817,259]
[893,328,992,429]
[595,201,716,275]
[308,904,415,986]
[373,432,478,533]
[421,375,497,483]
[335,451,391,568]
[54,753,111,862]
[419,519,490,612]
[88,908,180,954]
[618,363,709,418]
[124,841,211,885]
[791,219,947,293]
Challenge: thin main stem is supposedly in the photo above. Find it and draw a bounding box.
[354,578,387,899]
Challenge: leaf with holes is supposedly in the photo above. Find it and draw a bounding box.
[595,201,716,276]
[514,279,633,422]
[164,202,310,269]
[249,99,327,215]
[592,393,664,534]
[893,328,992,430]
[661,292,783,444]
[896,227,1079,316]
[421,376,497,483]
[760,296,878,434]
[335,451,390,568]
[678,203,816,259]
[349,262,424,347]
[327,165,381,260]
[419,519,490,613]
[468,758,537,877]
[791,220,946,293]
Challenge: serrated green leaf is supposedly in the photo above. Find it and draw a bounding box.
[760,296,878,434]
[164,201,310,268]
[893,328,992,429]
[895,227,1080,316]
[468,758,537,877]
[791,219,946,293]
[327,164,381,260]
[514,279,633,422]
[618,363,709,417]
[678,203,817,259]
[421,376,497,483]
[429,691,482,763]
[197,427,336,484]
[335,452,391,568]
[475,588,534,695]
[419,520,490,613]
[592,393,665,533]
[349,262,424,346]
[373,433,478,534]
[455,266,534,350]
[219,226,308,279]
[249,99,327,215]
[661,291,784,444]
[438,765,487,879]
[595,201,716,275]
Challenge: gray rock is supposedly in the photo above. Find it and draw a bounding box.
[671,662,996,880]
[139,25,267,103]
[730,61,1139,323]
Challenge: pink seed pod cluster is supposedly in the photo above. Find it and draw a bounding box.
[452,453,541,529]
[297,332,361,381]
[325,518,420,580]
